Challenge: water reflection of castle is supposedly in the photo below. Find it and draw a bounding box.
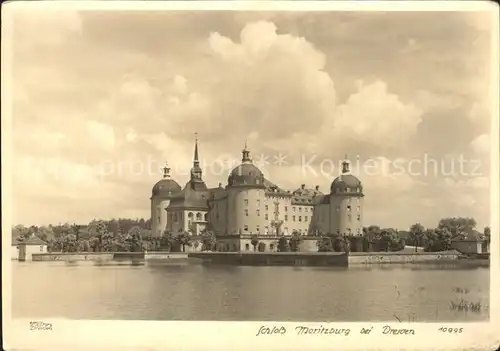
[150,136,364,252]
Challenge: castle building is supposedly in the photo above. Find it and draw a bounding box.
[150,136,364,251]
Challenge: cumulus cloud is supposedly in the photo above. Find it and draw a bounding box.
[334,81,422,147]
[470,133,490,155]
[6,11,494,229]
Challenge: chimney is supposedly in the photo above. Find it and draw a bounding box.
[218,182,222,188]
[315,185,319,191]
[301,184,305,189]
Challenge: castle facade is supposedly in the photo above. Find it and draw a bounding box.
[150,137,364,252]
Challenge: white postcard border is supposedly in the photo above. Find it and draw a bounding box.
[2,1,499,350]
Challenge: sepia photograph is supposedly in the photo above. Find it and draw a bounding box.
[2,1,499,349]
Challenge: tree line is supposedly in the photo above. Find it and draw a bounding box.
[11,216,489,254]
[11,218,217,253]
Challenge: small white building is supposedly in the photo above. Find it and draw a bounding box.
[450,232,487,254]
[18,234,48,261]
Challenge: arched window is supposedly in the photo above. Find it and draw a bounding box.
[245,244,250,251]
[196,213,202,221]
[204,213,208,221]
[188,212,194,219]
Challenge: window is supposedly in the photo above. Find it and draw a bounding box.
[293,207,296,212]
[299,207,302,212]
[285,206,288,212]
[245,244,250,251]
[347,205,351,211]
[244,225,248,231]
[257,209,260,216]
[284,215,288,221]
[299,216,302,222]
[357,215,361,221]
[356,228,361,235]
[204,213,208,221]
[158,216,161,223]
[265,214,268,220]
[357,206,360,211]
[256,225,260,233]
[257,199,260,206]
[270,244,274,251]
[265,205,269,210]
[244,209,249,217]
[196,213,202,220]
[40,246,44,252]
[293,216,296,221]
[305,216,308,221]
[188,212,194,219]
[244,199,248,206]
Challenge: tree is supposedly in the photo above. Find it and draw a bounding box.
[62,234,78,253]
[409,223,425,252]
[126,226,143,252]
[201,230,217,251]
[12,225,31,243]
[436,227,453,251]
[318,237,334,252]
[380,228,399,252]
[423,228,439,251]
[88,220,113,252]
[484,226,491,243]
[250,235,259,252]
[79,240,91,252]
[289,231,304,252]
[277,236,290,252]
[332,235,350,252]
[175,231,192,252]
[162,231,176,251]
[89,236,100,252]
[438,217,476,240]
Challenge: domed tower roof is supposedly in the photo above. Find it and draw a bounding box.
[152,162,182,198]
[330,156,363,195]
[228,141,265,188]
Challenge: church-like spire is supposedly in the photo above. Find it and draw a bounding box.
[341,154,350,174]
[242,139,252,164]
[194,132,200,166]
[162,161,171,179]
[190,133,203,182]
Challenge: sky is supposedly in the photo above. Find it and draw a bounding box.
[4,4,497,230]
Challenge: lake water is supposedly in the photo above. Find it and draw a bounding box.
[11,261,490,322]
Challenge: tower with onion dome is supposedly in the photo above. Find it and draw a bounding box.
[150,161,182,236]
[328,155,364,236]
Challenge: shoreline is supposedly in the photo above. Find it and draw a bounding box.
[17,251,490,267]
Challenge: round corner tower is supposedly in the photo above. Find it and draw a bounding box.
[329,156,364,236]
[150,162,181,236]
[226,142,267,235]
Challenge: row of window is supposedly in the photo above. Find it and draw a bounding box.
[242,199,314,213]
[243,209,311,222]
[241,225,306,233]
[158,211,208,223]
